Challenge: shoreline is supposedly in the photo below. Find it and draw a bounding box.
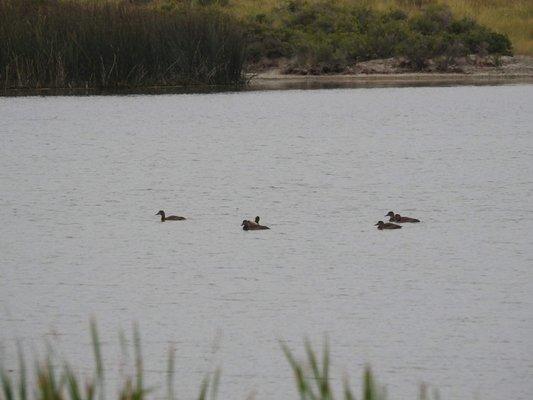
[248,55,533,89]
[1,71,532,97]
[248,71,533,90]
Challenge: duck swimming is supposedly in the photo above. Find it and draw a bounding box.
[156,210,186,222]
[386,211,420,223]
[242,217,269,230]
[375,221,402,230]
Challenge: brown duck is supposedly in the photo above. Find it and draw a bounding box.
[386,211,420,223]
[242,216,269,230]
[156,210,186,222]
[375,221,402,230]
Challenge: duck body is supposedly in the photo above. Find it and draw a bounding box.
[242,218,269,230]
[394,214,420,223]
[156,210,186,222]
[375,221,402,230]
[386,211,420,223]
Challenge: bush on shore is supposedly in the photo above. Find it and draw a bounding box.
[244,0,513,72]
[0,0,518,90]
[0,0,247,89]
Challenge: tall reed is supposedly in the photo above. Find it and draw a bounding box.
[0,323,440,400]
[281,339,389,400]
[0,0,246,89]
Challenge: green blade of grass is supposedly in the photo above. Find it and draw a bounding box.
[166,347,175,400]
[321,338,331,399]
[132,324,142,396]
[303,340,322,395]
[90,319,104,400]
[343,376,356,400]
[16,343,27,400]
[210,368,221,400]
[363,366,373,400]
[281,342,317,400]
[197,376,209,400]
[1,369,14,400]
[65,366,82,400]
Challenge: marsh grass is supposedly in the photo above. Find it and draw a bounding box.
[0,0,246,89]
[281,339,390,400]
[0,321,223,400]
[1,323,439,400]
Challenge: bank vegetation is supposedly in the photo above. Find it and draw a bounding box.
[0,0,528,90]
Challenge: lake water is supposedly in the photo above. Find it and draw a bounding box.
[1,85,532,400]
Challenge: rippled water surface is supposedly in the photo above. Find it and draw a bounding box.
[1,85,532,400]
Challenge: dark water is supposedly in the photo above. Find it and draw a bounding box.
[1,84,532,399]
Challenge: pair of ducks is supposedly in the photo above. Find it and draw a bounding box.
[241,216,270,230]
[375,211,420,230]
[156,210,270,230]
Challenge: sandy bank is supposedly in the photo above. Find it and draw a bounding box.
[249,55,533,89]
[249,72,533,90]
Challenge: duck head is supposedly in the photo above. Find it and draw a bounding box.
[385,211,395,217]
[255,216,260,224]
[374,221,384,227]
[156,210,165,217]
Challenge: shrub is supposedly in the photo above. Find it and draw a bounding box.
[399,32,436,70]
[243,0,513,72]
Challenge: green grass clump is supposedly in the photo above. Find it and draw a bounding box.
[0,0,246,90]
[1,322,441,400]
[281,339,388,400]
[0,320,221,400]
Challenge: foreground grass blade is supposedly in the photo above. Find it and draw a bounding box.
[197,376,209,400]
[166,347,175,400]
[281,342,317,400]
[90,319,104,400]
[1,369,14,400]
[343,376,355,400]
[17,344,26,400]
[1,324,437,400]
[210,368,221,400]
[133,325,142,397]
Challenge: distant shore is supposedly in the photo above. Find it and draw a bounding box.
[2,56,532,97]
[248,55,533,89]
[248,71,533,90]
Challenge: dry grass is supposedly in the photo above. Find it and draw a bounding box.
[441,0,532,55]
